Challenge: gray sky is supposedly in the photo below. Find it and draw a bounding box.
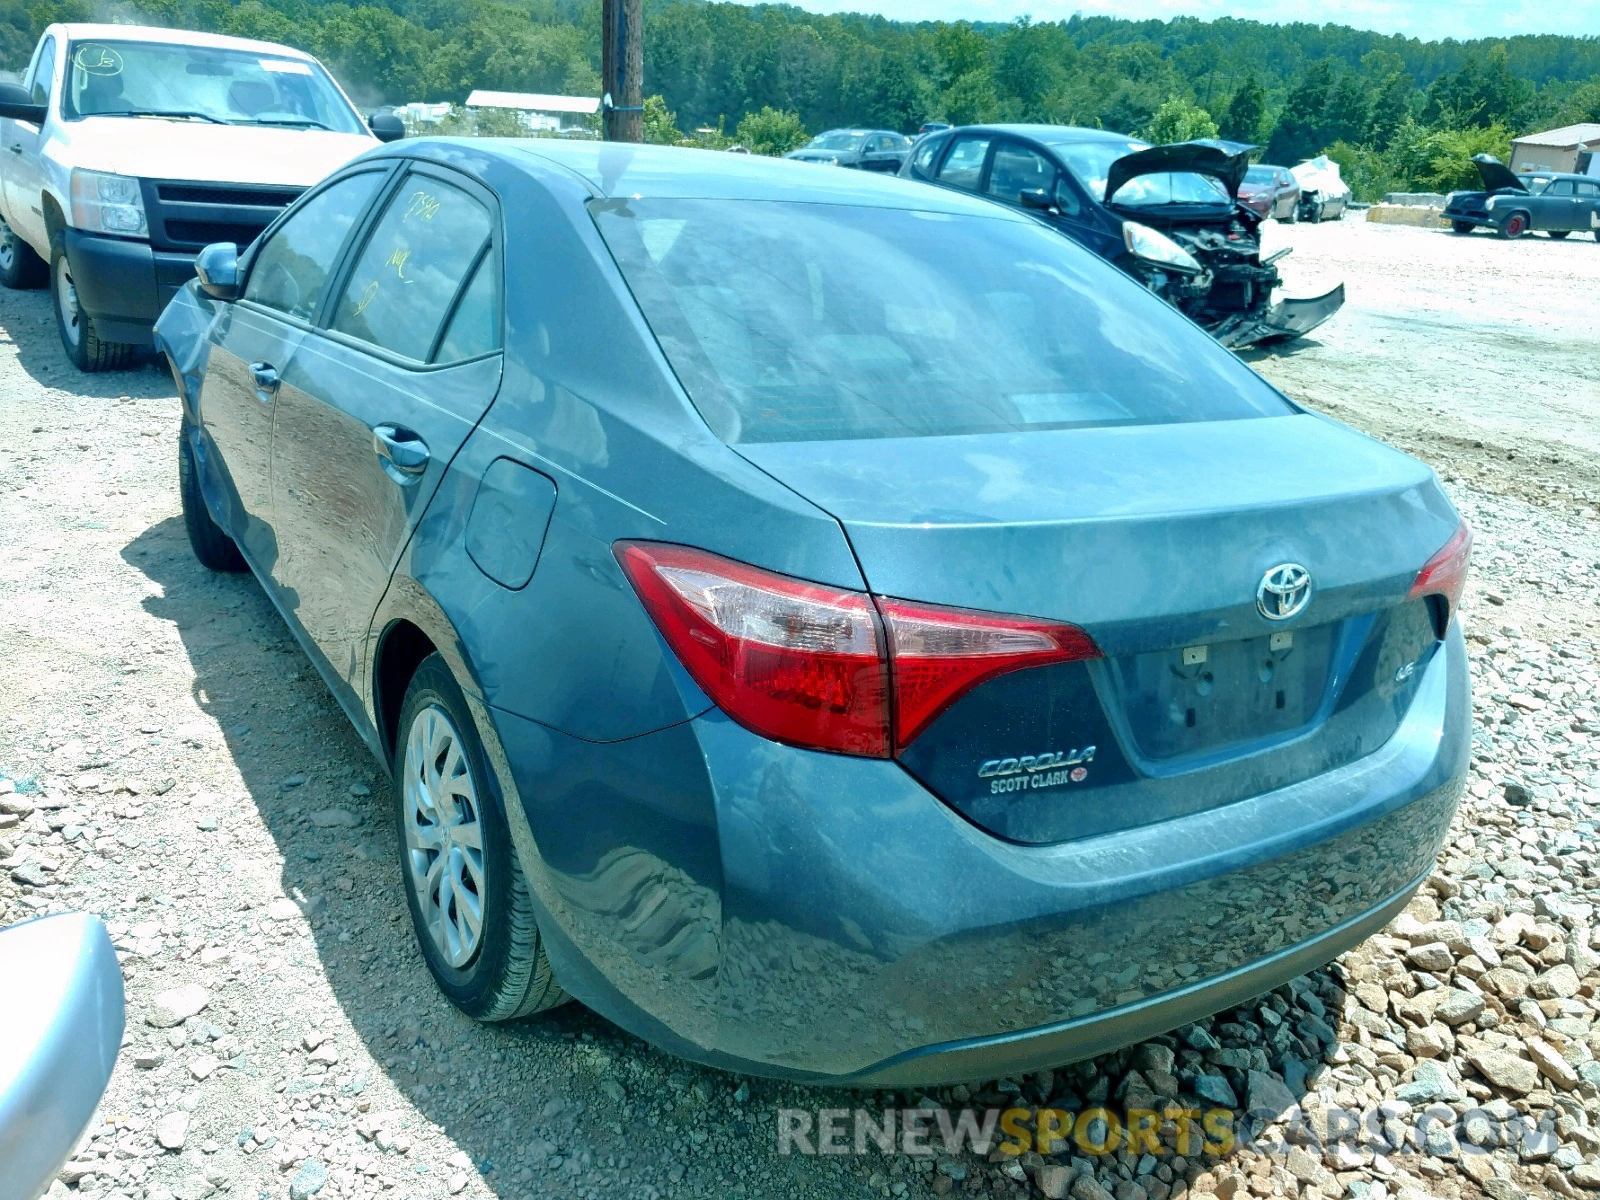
[799,0,1600,40]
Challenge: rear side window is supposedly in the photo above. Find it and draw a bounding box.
[433,252,499,362]
[246,172,382,321]
[593,198,1294,444]
[1577,181,1599,197]
[937,137,990,190]
[330,176,493,361]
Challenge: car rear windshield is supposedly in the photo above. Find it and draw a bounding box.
[62,39,366,134]
[1244,166,1277,184]
[592,199,1295,444]
[805,132,868,151]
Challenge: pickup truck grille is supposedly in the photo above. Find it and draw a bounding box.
[140,179,305,253]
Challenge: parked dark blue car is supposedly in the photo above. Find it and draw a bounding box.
[156,140,1471,1085]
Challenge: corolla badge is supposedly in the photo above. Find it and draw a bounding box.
[1257,563,1312,621]
[979,747,1095,794]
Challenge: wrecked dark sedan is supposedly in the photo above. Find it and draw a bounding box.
[902,125,1345,348]
[784,128,913,172]
[156,139,1469,1085]
[1445,154,1600,240]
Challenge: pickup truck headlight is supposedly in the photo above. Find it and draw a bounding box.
[69,170,148,238]
[1122,221,1203,275]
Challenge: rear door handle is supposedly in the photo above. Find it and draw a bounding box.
[373,424,429,484]
[247,361,279,402]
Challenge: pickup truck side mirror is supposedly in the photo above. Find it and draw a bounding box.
[195,242,241,300]
[0,81,47,124]
[0,913,126,1199]
[369,112,405,143]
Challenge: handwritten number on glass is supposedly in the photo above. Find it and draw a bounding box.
[403,191,442,222]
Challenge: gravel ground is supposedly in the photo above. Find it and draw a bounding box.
[2,216,1599,1200]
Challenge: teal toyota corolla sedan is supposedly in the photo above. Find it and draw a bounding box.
[155,139,1471,1085]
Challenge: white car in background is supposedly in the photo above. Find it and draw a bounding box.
[0,24,400,370]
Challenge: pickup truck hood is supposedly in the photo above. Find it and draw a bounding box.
[62,118,376,185]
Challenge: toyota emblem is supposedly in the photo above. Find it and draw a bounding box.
[1257,563,1312,621]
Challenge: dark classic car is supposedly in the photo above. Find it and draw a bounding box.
[901,124,1344,349]
[1238,164,1300,221]
[784,129,913,172]
[1445,155,1600,240]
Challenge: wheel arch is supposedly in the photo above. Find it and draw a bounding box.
[41,192,65,244]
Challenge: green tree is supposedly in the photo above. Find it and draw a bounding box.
[1425,45,1533,129]
[1143,96,1218,144]
[734,105,807,155]
[642,94,683,145]
[1221,73,1265,143]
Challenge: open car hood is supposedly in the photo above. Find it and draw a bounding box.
[1105,139,1255,203]
[1471,154,1526,193]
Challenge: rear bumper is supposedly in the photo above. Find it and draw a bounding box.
[62,229,195,346]
[493,624,1469,1084]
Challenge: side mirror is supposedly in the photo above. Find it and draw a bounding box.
[369,111,404,143]
[0,81,47,124]
[195,242,241,300]
[1019,188,1057,213]
[0,913,126,1198]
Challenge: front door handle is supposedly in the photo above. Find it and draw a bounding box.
[247,361,279,402]
[373,424,429,484]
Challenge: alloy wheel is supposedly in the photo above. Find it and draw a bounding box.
[401,704,487,969]
[55,257,82,348]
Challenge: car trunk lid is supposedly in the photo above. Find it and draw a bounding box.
[737,414,1459,843]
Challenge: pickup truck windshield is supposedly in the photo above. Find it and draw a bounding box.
[62,40,366,134]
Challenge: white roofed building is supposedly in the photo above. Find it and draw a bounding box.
[1509,123,1600,176]
[465,90,600,134]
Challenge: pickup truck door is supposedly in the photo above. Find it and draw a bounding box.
[201,168,388,568]
[1,34,57,252]
[268,165,502,694]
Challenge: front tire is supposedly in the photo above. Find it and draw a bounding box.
[1498,213,1527,240]
[178,433,247,572]
[394,654,566,1021]
[1452,221,1475,235]
[51,234,136,371]
[0,218,47,289]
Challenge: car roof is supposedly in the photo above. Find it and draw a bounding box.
[953,125,1148,149]
[458,139,1028,215]
[52,22,318,59]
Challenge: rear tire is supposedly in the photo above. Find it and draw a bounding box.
[51,233,136,372]
[1498,213,1528,240]
[1283,202,1298,224]
[394,654,567,1022]
[0,218,47,289]
[179,434,247,572]
[1451,221,1475,235]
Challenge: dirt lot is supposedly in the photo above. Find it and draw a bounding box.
[1,217,1598,1200]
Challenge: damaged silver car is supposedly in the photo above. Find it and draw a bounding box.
[901,126,1345,349]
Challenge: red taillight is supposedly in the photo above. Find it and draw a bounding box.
[615,542,890,757]
[1407,522,1472,625]
[877,597,1101,748]
[615,542,1101,758]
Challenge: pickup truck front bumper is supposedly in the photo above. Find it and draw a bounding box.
[63,229,195,346]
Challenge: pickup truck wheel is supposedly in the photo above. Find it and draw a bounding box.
[51,235,136,372]
[0,218,47,289]
[178,434,247,573]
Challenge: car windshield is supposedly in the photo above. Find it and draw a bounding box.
[1052,139,1231,208]
[592,199,1293,444]
[806,132,867,151]
[62,39,366,133]
[1521,177,1551,194]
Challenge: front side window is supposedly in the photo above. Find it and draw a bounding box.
[246,172,383,321]
[911,136,943,177]
[937,136,991,190]
[62,39,366,133]
[26,36,56,107]
[986,143,1057,205]
[1545,180,1575,196]
[330,177,493,361]
[594,199,1293,444]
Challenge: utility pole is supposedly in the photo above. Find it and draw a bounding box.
[601,0,643,142]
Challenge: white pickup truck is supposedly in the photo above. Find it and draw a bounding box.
[0,24,401,370]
